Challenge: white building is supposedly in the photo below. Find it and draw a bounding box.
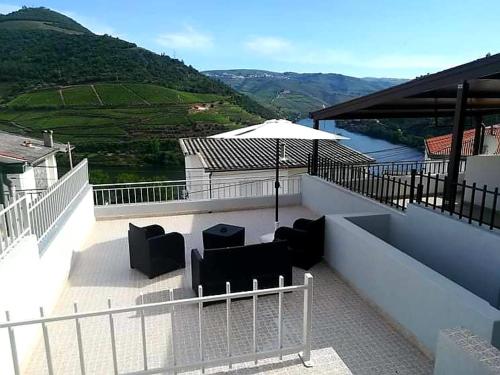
[424,124,500,160]
[0,131,69,205]
[179,137,373,199]
[424,125,500,204]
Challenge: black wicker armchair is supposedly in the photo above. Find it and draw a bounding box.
[128,223,185,279]
[274,216,325,270]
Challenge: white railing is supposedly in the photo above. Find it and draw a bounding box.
[0,197,30,260]
[93,175,302,206]
[1,274,313,375]
[17,189,46,203]
[28,159,89,243]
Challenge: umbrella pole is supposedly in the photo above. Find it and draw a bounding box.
[275,139,280,229]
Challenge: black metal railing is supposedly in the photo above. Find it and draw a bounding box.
[348,158,467,176]
[415,171,499,230]
[309,156,499,230]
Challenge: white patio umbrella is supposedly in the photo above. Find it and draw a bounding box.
[210,119,348,228]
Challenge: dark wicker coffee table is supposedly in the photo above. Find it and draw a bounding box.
[202,223,245,250]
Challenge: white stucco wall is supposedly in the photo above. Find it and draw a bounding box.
[44,154,59,187]
[324,210,500,357]
[7,167,37,194]
[301,174,402,216]
[94,193,301,220]
[32,155,59,190]
[184,153,305,200]
[464,155,500,209]
[300,175,500,355]
[482,133,499,156]
[0,187,95,374]
[185,154,209,199]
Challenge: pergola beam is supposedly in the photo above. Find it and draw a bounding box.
[311,54,500,121]
[325,108,500,119]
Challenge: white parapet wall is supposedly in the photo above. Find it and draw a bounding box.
[0,186,95,374]
[301,174,401,216]
[464,155,500,209]
[94,193,301,220]
[300,174,500,356]
[323,209,500,357]
[433,328,500,375]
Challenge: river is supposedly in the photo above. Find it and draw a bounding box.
[298,118,423,162]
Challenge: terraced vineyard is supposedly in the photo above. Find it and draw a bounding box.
[0,83,263,182]
[7,83,226,108]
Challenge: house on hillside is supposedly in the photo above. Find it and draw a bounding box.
[424,124,500,160]
[0,131,69,205]
[179,137,373,199]
[424,124,500,203]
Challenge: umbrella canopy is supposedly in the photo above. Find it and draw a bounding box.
[210,119,348,228]
[210,119,348,141]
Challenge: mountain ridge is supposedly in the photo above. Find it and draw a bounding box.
[0,7,278,182]
[0,7,275,119]
[204,69,407,119]
[0,6,91,34]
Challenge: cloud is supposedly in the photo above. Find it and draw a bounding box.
[156,26,213,50]
[241,35,461,74]
[61,10,124,37]
[244,36,292,56]
[0,3,20,14]
[367,54,461,70]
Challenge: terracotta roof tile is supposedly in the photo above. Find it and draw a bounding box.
[425,124,500,157]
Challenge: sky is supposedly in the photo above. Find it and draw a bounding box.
[1,0,499,79]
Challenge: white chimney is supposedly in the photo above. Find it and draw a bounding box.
[43,130,54,148]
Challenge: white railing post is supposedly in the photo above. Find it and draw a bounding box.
[278,275,284,360]
[169,289,177,375]
[40,306,54,375]
[198,285,205,373]
[140,293,148,371]
[5,311,20,375]
[301,273,313,364]
[73,302,86,375]
[107,299,118,375]
[226,281,232,369]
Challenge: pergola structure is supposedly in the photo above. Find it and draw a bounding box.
[309,53,500,208]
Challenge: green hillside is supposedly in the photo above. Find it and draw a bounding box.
[204,69,406,120]
[0,7,275,119]
[0,7,277,182]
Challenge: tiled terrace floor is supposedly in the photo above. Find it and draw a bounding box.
[25,206,432,374]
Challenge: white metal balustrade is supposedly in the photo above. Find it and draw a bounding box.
[0,197,30,259]
[1,273,313,375]
[0,159,89,259]
[93,175,302,206]
[28,159,89,243]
